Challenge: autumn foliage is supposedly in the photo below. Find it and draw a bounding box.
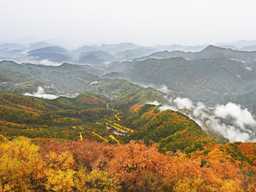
[0,136,255,192]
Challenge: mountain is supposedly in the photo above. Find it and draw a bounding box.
[28,41,53,50]
[240,45,256,51]
[86,79,168,106]
[128,57,256,104]
[155,44,206,52]
[0,60,100,93]
[125,103,216,152]
[140,45,256,62]
[0,43,27,59]
[0,60,167,104]
[0,92,112,139]
[75,43,158,62]
[28,46,71,62]
[219,40,256,51]
[115,47,156,61]
[76,43,140,55]
[109,46,256,109]
[78,50,114,65]
[232,89,256,113]
[0,90,213,150]
[93,43,140,54]
[0,43,26,51]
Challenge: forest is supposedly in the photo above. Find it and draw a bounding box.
[0,92,256,191]
[1,136,256,191]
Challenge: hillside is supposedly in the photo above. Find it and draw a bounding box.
[125,104,216,153]
[126,57,255,103]
[1,92,256,191]
[0,91,213,151]
[0,92,111,139]
[0,60,100,93]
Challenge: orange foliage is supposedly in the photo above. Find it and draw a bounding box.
[129,104,143,113]
[78,95,105,105]
[238,143,256,160]
[1,137,255,191]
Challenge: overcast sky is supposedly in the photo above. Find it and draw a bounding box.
[0,0,256,48]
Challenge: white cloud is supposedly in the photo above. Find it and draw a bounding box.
[24,86,59,100]
[158,85,170,94]
[245,66,253,71]
[173,97,194,110]
[149,97,256,142]
[159,105,177,112]
[146,101,161,106]
[214,103,256,129]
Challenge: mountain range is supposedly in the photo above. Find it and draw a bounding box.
[1,41,256,191]
[1,43,256,137]
[108,45,256,112]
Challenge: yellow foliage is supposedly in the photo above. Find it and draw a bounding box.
[47,151,74,170]
[220,179,244,192]
[44,151,76,191]
[75,168,120,192]
[0,136,44,191]
[45,169,75,192]
[173,177,204,192]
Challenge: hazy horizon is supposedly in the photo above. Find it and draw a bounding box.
[1,0,256,48]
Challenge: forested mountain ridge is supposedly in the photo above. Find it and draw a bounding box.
[109,46,256,111]
[0,91,210,152]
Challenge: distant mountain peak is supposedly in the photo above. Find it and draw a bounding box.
[201,45,226,52]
